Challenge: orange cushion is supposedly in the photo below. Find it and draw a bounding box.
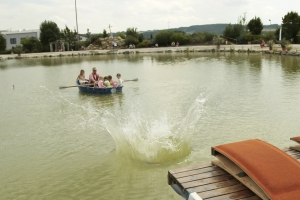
[213,139,300,200]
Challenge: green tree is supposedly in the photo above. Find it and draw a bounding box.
[125,35,139,46]
[281,11,300,43]
[20,37,43,53]
[170,32,191,45]
[126,27,139,38]
[138,33,144,42]
[116,32,126,39]
[103,29,108,38]
[150,33,153,39]
[154,30,174,46]
[223,13,247,44]
[0,34,6,51]
[60,25,78,50]
[40,20,60,51]
[247,16,263,35]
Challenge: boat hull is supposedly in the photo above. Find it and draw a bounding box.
[77,81,123,94]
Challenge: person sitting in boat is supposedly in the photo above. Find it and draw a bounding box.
[88,67,101,85]
[108,75,116,87]
[103,76,112,88]
[115,73,123,87]
[77,69,88,85]
[97,77,106,88]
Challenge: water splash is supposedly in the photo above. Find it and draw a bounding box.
[103,94,207,163]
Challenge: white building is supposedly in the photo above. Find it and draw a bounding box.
[0,29,40,50]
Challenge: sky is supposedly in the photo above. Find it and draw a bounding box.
[0,0,299,34]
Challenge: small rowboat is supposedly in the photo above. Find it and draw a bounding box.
[76,80,123,94]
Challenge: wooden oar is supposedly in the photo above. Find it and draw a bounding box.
[124,78,138,82]
[59,84,94,89]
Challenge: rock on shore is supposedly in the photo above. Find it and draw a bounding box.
[86,36,126,50]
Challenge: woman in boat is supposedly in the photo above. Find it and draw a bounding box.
[77,69,88,85]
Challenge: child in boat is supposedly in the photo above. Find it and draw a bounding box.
[97,77,106,88]
[108,75,116,87]
[103,76,112,88]
[77,69,88,85]
[115,73,123,87]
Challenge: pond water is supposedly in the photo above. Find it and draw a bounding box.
[1,53,300,199]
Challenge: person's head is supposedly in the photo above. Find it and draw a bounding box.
[92,67,97,74]
[108,75,112,81]
[104,76,108,81]
[116,73,121,79]
[80,69,84,75]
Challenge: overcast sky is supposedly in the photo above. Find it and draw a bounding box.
[0,0,299,33]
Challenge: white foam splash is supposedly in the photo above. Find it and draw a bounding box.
[104,94,207,163]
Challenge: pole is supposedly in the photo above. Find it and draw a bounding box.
[279,26,282,41]
[75,0,79,42]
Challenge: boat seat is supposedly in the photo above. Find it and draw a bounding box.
[290,136,300,151]
[211,139,300,200]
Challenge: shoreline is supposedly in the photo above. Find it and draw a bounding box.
[1,44,300,60]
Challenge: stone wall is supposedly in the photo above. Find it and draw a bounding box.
[86,36,125,50]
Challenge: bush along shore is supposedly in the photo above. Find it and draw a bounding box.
[1,44,300,60]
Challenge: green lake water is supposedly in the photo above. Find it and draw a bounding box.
[0,53,300,199]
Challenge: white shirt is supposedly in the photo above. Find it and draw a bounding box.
[116,78,123,87]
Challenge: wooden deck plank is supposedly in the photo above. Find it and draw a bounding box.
[168,146,300,200]
[205,189,257,200]
[169,163,213,174]
[177,169,227,183]
[197,183,248,199]
[173,165,219,179]
[182,174,234,189]
[188,179,240,193]
[239,195,262,200]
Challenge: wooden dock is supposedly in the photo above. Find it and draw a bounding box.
[168,147,300,200]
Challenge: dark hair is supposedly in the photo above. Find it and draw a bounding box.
[116,73,121,76]
[104,76,108,80]
[108,75,112,80]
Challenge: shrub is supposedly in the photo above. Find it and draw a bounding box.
[125,35,139,46]
[170,32,190,45]
[93,39,102,46]
[136,40,151,48]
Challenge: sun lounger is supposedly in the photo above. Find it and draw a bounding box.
[212,139,300,200]
[168,137,300,200]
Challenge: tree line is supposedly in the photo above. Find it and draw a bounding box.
[1,11,300,53]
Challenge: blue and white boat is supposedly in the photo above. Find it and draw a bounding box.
[76,80,123,94]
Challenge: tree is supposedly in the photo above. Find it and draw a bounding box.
[116,32,126,39]
[281,11,300,43]
[247,16,263,35]
[21,37,43,53]
[103,29,108,38]
[126,27,139,38]
[125,35,139,46]
[170,32,191,45]
[39,20,60,51]
[223,13,247,44]
[154,30,174,46]
[60,25,77,50]
[0,34,6,51]
[150,33,153,40]
[138,33,144,42]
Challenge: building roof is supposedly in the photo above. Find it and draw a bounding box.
[1,29,39,35]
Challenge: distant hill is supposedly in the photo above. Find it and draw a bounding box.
[106,24,279,39]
